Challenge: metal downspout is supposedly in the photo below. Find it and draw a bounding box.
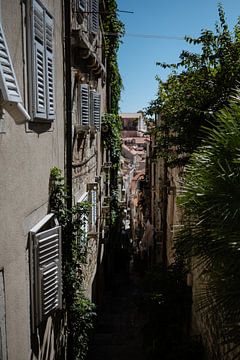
[64,0,72,214]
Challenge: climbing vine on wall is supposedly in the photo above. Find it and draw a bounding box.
[103,0,124,114]
[102,113,122,168]
[102,113,122,223]
[49,167,96,360]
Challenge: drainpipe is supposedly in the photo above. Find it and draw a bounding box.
[64,1,73,358]
[64,0,72,215]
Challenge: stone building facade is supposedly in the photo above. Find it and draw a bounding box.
[0,0,111,358]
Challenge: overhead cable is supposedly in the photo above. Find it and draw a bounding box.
[104,32,185,40]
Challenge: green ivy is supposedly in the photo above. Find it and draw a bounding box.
[103,0,124,114]
[101,113,122,225]
[102,113,122,168]
[49,167,96,360]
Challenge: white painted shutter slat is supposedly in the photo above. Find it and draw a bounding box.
[91,0,99,34]
[0,23,22,103]
[45,13,55,119]
[80,84,89,126]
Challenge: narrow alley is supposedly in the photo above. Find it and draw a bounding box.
[88,264,147,360]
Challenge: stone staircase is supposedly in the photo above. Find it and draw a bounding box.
[88,273,147,360]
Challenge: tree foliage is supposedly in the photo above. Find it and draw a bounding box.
[148,5,240,167]
[176,93,240,357]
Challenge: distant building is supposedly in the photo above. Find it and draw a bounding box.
[119,111,150,252]
[120,111,147,137]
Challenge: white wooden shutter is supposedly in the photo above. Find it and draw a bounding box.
[91,0,99,34]
[91,190,97,228]
[87,183,98,232]
[0,23,22,104]
[32,0,46,119]
[91,90,101,130]
[80,84,89,126]
[0,21,30,123]
[30,218,62,329]
[45,13,55,119]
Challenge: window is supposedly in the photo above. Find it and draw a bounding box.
[90,90,101,130]
[29,0,54,121]
[79,84,101,130]
[29,214,62,331]
[0,271,7,360]
[0,21,30,123]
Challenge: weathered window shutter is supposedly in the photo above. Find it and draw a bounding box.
[91,189,97,227]
[30,215,62,330]
[91,90,101,130]
[0,21,30,123]
[0,23,22,104]
[80,84,89,126]
[91,0,99,34]
[32,0,46,119]
[45,13,55,119]
[78,0,86,12]
[87,183,98,232]
[31,0,55,121]
[77,193,89,246]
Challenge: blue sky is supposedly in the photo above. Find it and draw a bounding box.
[117,0,240,113]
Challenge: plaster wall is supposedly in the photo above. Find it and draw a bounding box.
[0,0,64,358]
